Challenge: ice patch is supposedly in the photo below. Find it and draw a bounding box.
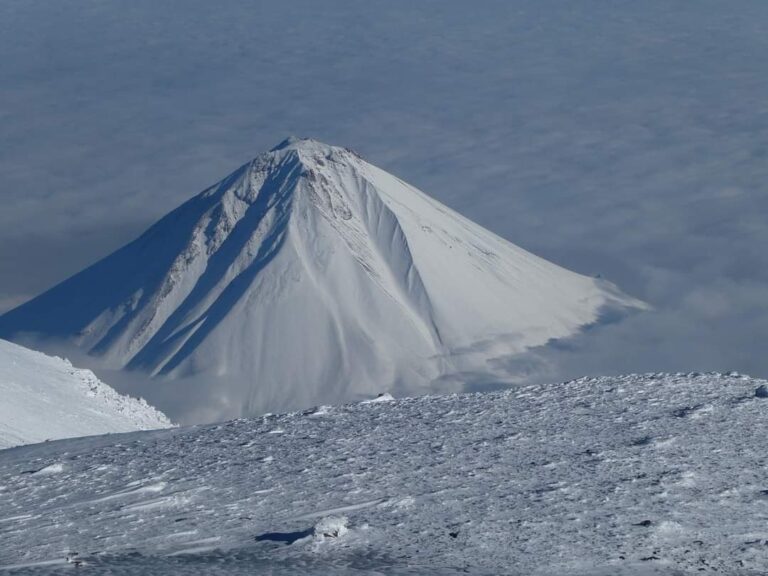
[360,393,395,404]
[33,463,64,475]
[88,481,167,504]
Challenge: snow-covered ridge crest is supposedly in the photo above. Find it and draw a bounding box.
[0,138,645,423]
[0,339,173,449]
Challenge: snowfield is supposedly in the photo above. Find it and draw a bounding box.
[0,138,643,423]
[1,372,767,574]
[0,339,173,449]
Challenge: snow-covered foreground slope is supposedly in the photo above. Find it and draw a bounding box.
[1,373,766,575]
[0,138,643,423]
[0,339,173,449]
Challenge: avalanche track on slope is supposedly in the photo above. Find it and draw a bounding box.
[0,339,173,449]
[0,138,644,423]
[1,373,767,575]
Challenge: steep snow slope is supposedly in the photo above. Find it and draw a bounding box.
[1,373,766,574]
[0,340,173,449]
[0,138,643,422]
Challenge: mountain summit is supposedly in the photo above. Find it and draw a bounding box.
[0,138,643,422]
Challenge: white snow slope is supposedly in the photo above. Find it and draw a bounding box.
[0,138,643,422]
[1,372,766,575]
[0,339,173,450]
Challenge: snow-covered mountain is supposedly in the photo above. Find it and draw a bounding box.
[0,339,173,449]
[0,138,643,422]
[1,372,766,574]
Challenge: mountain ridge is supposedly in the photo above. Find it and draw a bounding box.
[0,339,173,449]
[0,138,645,422]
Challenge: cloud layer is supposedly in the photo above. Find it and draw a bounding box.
[2,0,768,394]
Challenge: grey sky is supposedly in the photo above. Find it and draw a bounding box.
[2,1,768,383]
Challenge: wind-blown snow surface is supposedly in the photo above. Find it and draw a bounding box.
[0,339,173,450]
[0,138,642,423]
[1,373,766,575]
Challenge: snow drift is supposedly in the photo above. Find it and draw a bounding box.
[0,339,173,449]
[0,138,643,421]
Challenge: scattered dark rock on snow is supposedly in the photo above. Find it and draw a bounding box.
[755,384,768,398]
[66,552,84,567]
[314,516,349,539]
[673,405,701,418]
[631,436,653,447]
[255,528,314,545]
[634,520,653,527]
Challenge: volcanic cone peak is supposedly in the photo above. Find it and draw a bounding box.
[0,138,644,422]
